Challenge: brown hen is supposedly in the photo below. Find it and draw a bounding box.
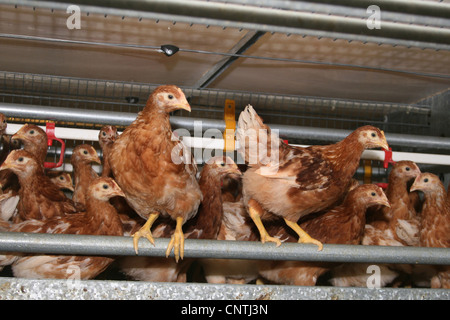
[48,171,75,193]
[109,85,202,262]
[364,161,421,246]
[236,105,389,250]
[0,150,78,222]
[0,177,125,279]
[98,125,119,178]
[71,144,101,208]
[410,173,450,288]
[259,184,390,286]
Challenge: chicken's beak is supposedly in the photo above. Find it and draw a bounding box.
[176,102,191,112]
[410,175,421,192]
[11,131,25,142]
[378,197,391,208]
[111,182,126,198]
[90,154,102,165]
[0,159,12,172]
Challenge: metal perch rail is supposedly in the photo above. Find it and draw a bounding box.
[0,232,449,266]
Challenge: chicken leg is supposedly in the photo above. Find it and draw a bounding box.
[166,216,185,263]
[248,205,281,247]
[284,218,323,251]
[132,212,160,254]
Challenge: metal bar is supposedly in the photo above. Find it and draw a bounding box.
[40,0,450,44]
[4,0,450,50]
[208,0,450,28]
[0,232,449,265]
[1,103,449,151]
[0,277,448,300]
[193,30,266,89]
[312,0,450,19]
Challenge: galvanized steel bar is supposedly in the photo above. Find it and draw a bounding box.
[1,102,450,151]
[0,232,448,265]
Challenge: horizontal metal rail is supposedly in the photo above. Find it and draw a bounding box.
[13,0,450,50]
[1,103,450,152]
[0,232,449,265]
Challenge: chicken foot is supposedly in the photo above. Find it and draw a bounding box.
[284,218,323,251]
[132,212,160,254]
[166,216,185,263]
[248,206,282,247]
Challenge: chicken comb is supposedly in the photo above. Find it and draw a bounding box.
[44,122,66,169]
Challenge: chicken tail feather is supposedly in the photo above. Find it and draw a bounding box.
[236,105,279,166]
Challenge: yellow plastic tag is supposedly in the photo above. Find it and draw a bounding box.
[223,99,236,152]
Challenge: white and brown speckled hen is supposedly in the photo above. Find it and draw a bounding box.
[236,105,389,251]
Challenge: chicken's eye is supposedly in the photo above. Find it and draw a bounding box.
[424,178,429,183]
[405,167,410,171]
[18,157,24,162]
[371,132,376,138]
[102,131,106,136]
[29,130,35,135]
[59,176,64,180]
[168,94,174,100]
[220,162,225,167]
[83,150,88,155]
[371,192,376,196]
[103,184,109,189]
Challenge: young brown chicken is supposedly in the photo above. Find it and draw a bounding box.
[71,144,101,208]
[98,125,119,178]
[109,85,202,262]
[0,150,78,222]
[410,173,450,288]
[0,177,125,279]
[236,105,389,251]
[48,171,75,193]
[364,161,421,247]
[11,124,48,168]
[119,156,241,281]
[258,184,390,286]
[329,162,421,288]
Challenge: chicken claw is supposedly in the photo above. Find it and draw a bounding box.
[284,218,323,251]
[166,216,185,263]
[248,206,282,247]
[132,212,160,254]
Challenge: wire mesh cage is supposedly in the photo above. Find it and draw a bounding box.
[0,71,432,136]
